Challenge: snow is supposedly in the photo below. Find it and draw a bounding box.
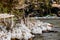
[0,19,53,40]
[0,14,14,18]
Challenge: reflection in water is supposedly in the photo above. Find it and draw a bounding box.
[33,20,60,40]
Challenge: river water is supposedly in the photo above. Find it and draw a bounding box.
[33,20,60,40]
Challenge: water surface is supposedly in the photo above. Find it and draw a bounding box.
[33,20,60,40]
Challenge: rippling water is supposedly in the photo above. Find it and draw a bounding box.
[33,20,60,40]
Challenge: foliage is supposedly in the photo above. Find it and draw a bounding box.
[0,0,18,13]
[0,0,24,20]
[0,0,57,17]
